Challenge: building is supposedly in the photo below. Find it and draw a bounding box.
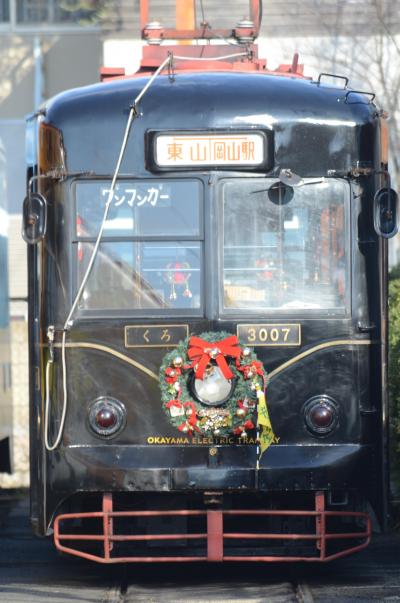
[0,0,107,486]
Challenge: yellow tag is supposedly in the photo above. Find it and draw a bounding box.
[257,390,270,427]
[256,387,277,456]
[259,426,276,455]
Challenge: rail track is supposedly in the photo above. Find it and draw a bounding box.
[1,492,400,603]
[103,580,315,603]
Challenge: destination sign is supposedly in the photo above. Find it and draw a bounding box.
[125,324,189,348]
[237,324,301,347]
[155,132,265,167]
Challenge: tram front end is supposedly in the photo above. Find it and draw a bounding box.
[24,63,396,562]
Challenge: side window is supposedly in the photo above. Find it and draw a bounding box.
[16,0,105,24]
[0,0,9,22]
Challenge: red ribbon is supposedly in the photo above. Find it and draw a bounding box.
[165,367,181,384]
[237,399,247,411]
[239,361,264,380]
[234,419,255,436]
[183,402,200,430]
[188,335,241,379]
[176,401,201,434]
[178,422,192,434]
[166,399,182,410]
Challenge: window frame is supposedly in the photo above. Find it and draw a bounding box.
[0,0,104,31]
[218,176,352,319]
[71,176,205,319]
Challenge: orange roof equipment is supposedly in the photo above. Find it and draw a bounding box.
[100,0,304,80]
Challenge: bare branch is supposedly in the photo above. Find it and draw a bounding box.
[371,0,400,56]
[304,0,400,185]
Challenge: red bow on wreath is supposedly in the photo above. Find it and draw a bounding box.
[188,335,241,380]
[239,360,264,380]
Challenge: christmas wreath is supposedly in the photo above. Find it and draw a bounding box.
[159,331,276,452]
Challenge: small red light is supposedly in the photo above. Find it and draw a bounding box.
[76,215,83,236]
[88,397,126,438]
[304,396,339,436]
[77,242,84,262]
[95,407,117,429]
[77,216,84,262]
[310,405,333,428]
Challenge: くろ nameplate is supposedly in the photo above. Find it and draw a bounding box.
[125,325,189,348]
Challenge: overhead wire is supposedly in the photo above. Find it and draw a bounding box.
[43,0,263,449]
[44,54,173,451]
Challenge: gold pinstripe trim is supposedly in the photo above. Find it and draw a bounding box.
[267,339,372,382]
[53,339,371,386]
[54,342,159,382]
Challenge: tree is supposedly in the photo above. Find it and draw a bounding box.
[302,0,400,187]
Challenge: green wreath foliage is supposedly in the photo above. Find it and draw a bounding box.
[159,331,267,437]
[389,270,400,496]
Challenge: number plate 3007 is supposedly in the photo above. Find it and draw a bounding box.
[237,324,301,347]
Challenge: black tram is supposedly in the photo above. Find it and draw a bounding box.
[23,0,399,562]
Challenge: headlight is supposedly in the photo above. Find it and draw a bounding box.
[191,366,235,406]
[88,397,126,437]
[303,396,339,436]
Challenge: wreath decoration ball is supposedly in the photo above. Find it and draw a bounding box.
[159,331,269,439]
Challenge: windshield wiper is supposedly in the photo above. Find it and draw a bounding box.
[279,169,326,187]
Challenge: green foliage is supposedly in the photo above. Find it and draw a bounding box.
[389,273,400,461]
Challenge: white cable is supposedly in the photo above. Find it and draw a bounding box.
[45,331,68,451]
[63,53,173,331]
[44,54,172,451]
[173,52,248,61]
[44,356,53,451]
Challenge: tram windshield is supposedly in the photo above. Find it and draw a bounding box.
[73,177,349,315]
[74,179,202,312]
[222,179,349,314]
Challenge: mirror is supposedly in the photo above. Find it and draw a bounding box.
[268,182,294,205]
[374,188,398,238]
[22,193,47,244]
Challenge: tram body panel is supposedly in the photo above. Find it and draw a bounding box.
[28,72,385,553]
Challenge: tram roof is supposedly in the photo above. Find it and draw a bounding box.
[42,70,378,178]
[45,70,376,127]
